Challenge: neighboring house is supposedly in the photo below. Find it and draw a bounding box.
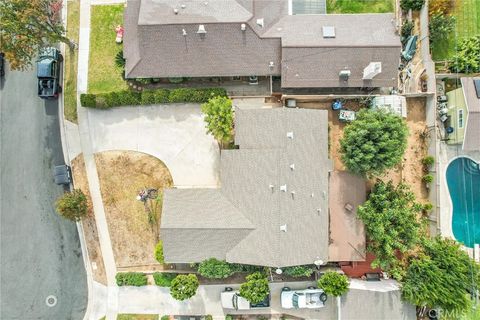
[446,77,480,150]
[161,107,366,267]
[124,0,401,89]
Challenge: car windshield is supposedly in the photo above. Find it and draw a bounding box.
[292,293,299,308]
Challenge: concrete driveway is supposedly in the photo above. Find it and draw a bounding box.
[84,104,220,187]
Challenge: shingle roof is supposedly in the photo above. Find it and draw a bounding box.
[161,108,331,267]
[462,77,480,151]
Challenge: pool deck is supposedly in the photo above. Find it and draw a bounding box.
[438,142,480,257]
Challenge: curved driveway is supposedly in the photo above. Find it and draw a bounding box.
[0,68,87,319]
[83,104,220,187]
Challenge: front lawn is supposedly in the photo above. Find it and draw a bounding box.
[431,0,480,60]
[327,0,394,13]
[64,0,80,122]
[88,4,127,94]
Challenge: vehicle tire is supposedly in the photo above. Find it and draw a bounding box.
[308,286,315,290]
[225,287,233,292]
[58,54,64,62]
[320,293,327,302]
[58,85,62,93]
[282,287,291,292]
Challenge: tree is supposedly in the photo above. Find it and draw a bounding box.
[357,181,423,277]
[429,14,455,44]
[170,274,199,301]
[449,36,480,74]
[154,241,164,264]
[283,265,314,278]
[340,109,408,176]
[55,189,88,221]
[0,0,74,70]
[401,237,480,313]
[197,258,234,279]
[201,96,234,147]
[239,272,270,304]
[400,0,425,11]
[317,271,349,297]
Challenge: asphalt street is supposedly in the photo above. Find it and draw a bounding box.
[0,64,87,319]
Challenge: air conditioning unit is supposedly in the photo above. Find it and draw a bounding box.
[363,62,382,80]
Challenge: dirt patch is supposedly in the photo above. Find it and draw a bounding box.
[71,154,107,285]
[95,151,173,268]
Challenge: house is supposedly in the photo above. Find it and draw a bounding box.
[123,0,401,90]
[446,77,480,150]
[161,107,366,267]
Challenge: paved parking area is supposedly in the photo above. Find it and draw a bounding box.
[84,104,220,187]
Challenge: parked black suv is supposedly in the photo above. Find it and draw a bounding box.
[37,47,62,99]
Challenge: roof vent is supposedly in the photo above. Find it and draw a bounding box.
[287,131,294,139]
[241,23,246,31]
[182,29,187,36]
[197,25,206,34]
[317,208,321,214]
[322,191,327,199]
[291,191,295,199]
[280,184,287,192]
[289,163,295,170]
[269,184,274,192]
[269,61,274,69]
[174,8,179,14]
[256,18,264,28]
[363,62,382,80]
[339,70,351,81]
[280,224,287,232]
[322,26,335,38]
[181,4,186,9]
[311,193,314,198]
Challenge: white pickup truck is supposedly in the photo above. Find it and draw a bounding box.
[280,287,327,309]
[220,288,270,310]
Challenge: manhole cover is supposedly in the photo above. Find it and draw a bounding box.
[45,295,57,307]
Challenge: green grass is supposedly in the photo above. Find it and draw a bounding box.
[64,0,80,122]
[117,315,159,320]
[88,5,127,94]
[153,272,176,287]
[327,0,394,13]
[432,0,480,60]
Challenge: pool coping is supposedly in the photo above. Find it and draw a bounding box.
[441,155,480,248]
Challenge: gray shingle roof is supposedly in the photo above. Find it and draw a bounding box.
[462,77,480,151]
[161,108,331,267]
[124,0,401,87]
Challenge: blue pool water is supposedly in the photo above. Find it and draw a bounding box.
[447,157,480,247]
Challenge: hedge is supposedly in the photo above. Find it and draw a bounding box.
[80,88,227,108]
[153,272,176,287]
[116,272,148,286]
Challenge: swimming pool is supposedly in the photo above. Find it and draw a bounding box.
[446,157,480,248]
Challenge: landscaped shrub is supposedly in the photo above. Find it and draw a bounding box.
[225,316,233,320]
[429,14,455,44]
[429,0,454,15]
[161,316,170,320]
[422,156,435,167]
[170,274,199,300]
[115,272,148,286]
[153,272,176,287]
[204,316,213,320]
[115,50,126,68]
[283,265,315,277]
[401,21,414,43]
[80,93,97,108]
[400,0,425,11]
[449,36,480,74]
[80,88,227,108]
[423,202,433,212]
[154,241,164,264]
[422,174,434,184]
[201,96,234,146]
[239,272,270,304]
[198,258,235,279]
[55,189,88,221]
[317,271,349,297]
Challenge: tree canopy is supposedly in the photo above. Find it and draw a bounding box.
[154,241,164,264]
[170,274,199,301]
[358,181,423,277]
[55,189,88,221]
[317,271,349,297]
[1,0,73,70]
[449,36,480,74]
[201,96,234,147]
[401,237,480,313]
[340,109,408,176]
[197,258,234,279]
[239,272,270,304]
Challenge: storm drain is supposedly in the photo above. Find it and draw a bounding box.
[45,295,57,307]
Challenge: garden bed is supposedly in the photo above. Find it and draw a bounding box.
[95,151,173,268]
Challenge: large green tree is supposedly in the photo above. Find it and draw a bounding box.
[340,109,408,176]
[449,36,480,74]
[401,237,480,313]
[170,274,199,301]
[317,271,349,297]
[201,96,234,147]
[55,189,88,221]
[197,258,234,279]
[358,181,423,278]
[429,14,455,45]
[239,272,270,304]
[1,0,74,70]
